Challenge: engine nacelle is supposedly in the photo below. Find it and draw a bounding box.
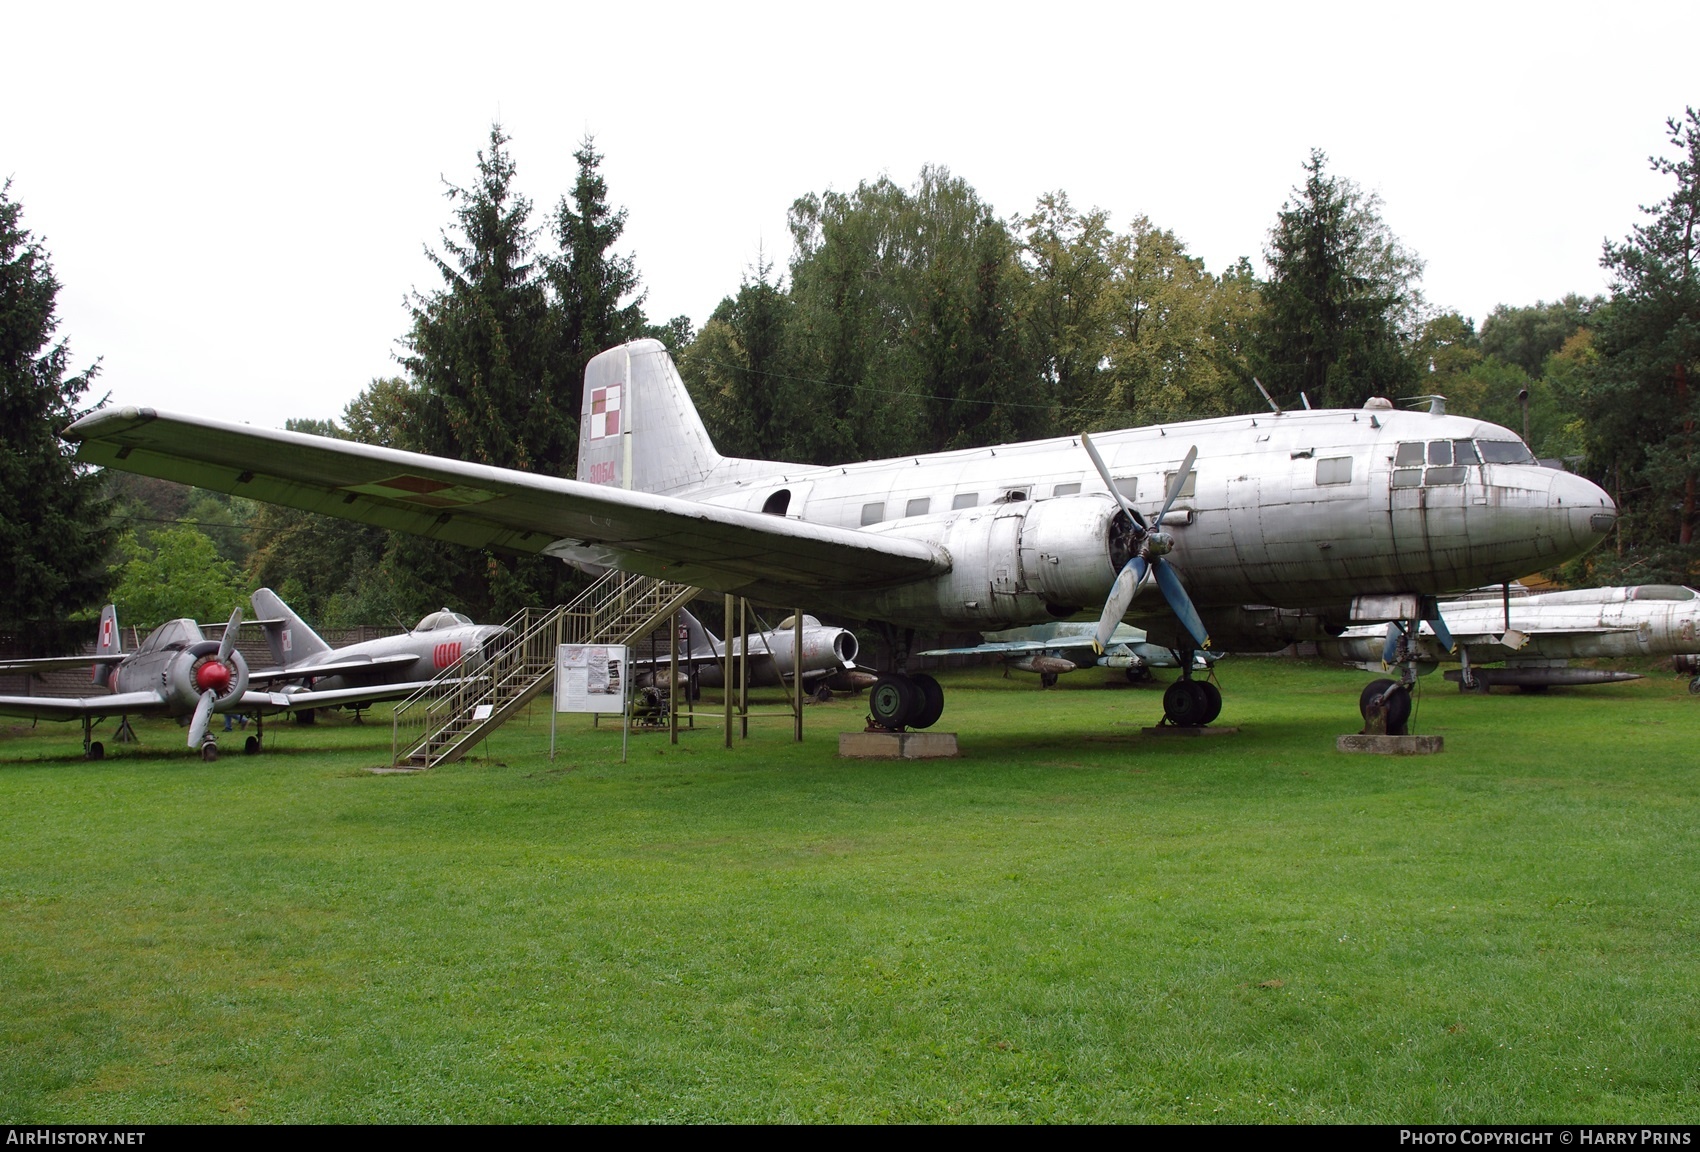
[166,642,250,712]
[872,495,1130,627]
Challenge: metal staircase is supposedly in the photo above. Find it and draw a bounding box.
[391,570,700,768]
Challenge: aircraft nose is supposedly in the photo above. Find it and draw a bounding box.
[1552,469,1617,555]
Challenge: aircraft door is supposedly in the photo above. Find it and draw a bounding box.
[1225,476,1271,590]
[988,506,1028,615]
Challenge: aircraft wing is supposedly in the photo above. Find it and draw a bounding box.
[64,408,949,593]
[0,654,129,673]
[247,653,419,684]
[917,637,1098,658]
[241,678,476,712]
[0,691,170,721]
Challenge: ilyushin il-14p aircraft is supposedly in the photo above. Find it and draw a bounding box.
[632,607,876,701]
[249,588,509,707]
[62,338,1617,732]
[1319,583,1700,694]
[0,605,475,760]
[919,622,1216,691]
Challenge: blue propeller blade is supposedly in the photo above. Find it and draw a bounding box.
[1381,622,1401,666]
[1152,559,1210,650]
[1094,556,1149,652]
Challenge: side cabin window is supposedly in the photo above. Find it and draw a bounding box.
[951,493,978,510]
[1162,470,1197,500]
[995,489,1029,503]
[905,497,930,517]
[1315,456,1353,485]
[1052,482,1081,498]
[860,502,885,526]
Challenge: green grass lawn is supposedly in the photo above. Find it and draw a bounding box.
[2,659,1697,1123]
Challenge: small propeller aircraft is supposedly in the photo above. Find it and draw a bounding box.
[62,339,1618,732]
[631,607,875,700]
[1319,583,1700,693]
[0,604,477,760]
[250,588,510,702]
[919,622,1216,691]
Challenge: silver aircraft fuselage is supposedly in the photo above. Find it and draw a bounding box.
[658,407,1613,643]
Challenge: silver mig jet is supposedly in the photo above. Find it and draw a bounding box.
[0,605,461,759]
[61,338,1616,731]
[1319,584,1700,693]
[250,588,509,705]
[920,622,1215,690]
[632,607,874,700]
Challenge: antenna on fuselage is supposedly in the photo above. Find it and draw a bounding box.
[1401,394,1448,416]
[1253,378,1282,415]
[1300,392,1312,410]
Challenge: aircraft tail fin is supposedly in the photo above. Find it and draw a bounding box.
[577,339,723,496]
[93,605,120,687]
[676,608,721,660]
[251,588,332,668]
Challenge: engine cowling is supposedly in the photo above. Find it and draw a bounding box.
[168,641,250,712]
[873,495,1132,627]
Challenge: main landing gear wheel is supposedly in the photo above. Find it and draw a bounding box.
[1125,665,1152,684]
[1689,677,1700,696]
[1359,678,1412,736]
[87,741,105,761]
[243,736,261,755]
[1163,681,1214,726]
[813,683,834,703]
[869,672,945,730]
[1040,672,1059,689]
[1196,680,1223,724]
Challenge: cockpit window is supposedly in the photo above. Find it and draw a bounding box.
[139,619,201,654]
[416,610,473,631]
[1428,440,1452,466]
[1478,440,1536,465]
[1453,439,1480,465]
[1394,442,1426,467]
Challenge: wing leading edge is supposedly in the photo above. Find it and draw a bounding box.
[64,408,948,596]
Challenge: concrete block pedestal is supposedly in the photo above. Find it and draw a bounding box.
[1336,734,1444,755]
[839,731,960,759]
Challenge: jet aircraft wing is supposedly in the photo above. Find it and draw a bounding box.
[241,678,480,712]
[64,408,949,592]
[918,636,1100,658]
[0,691,177,721]
[246,652,420,684]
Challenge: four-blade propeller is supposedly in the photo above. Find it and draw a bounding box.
[1081,434,1211,654]
[187,607,244,749]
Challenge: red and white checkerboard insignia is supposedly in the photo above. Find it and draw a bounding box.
[588,384,623,441]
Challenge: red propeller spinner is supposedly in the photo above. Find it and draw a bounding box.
[194,659,232,695]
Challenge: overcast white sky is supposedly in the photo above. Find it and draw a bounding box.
[4,1,1692,428]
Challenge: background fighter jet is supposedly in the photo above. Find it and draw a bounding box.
[0,604,477,760]
[62,339,1617,730]
[632,607,874,700]
[1319,583,1700,693]
[919,622,1217,689]
[250,588,509,699]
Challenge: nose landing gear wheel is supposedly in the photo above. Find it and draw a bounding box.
[1359,678,1412,736]
[200,741,220,762]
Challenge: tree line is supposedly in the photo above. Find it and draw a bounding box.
[4,109,1696,634]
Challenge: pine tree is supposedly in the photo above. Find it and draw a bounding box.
[0,182,112,637]
[397,125,573,617]
[1255,150,1423,409]
[547,136,647,444]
